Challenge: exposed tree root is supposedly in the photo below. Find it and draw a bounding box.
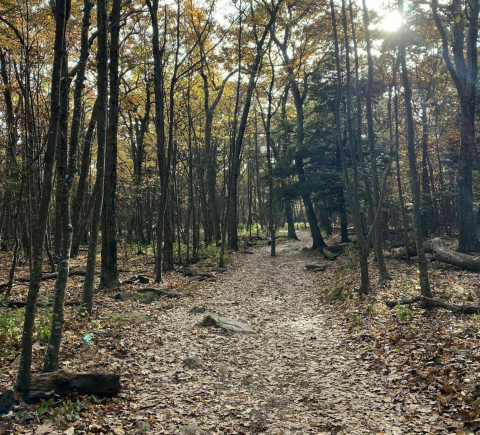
[1,300,81,308]
[386,296,480,314]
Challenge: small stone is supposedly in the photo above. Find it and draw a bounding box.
[199,273,215,278]
[137,292,157,304]
[182,267,199,276]
[179,424,208,435]
[212,268,228,273]
[190,306,208,314]
[135,421,151,435]
[324,286,345,302]
[183,357,204,369]
[200,314,256,334]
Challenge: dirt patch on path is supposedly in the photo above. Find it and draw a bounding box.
[119,231,441,434]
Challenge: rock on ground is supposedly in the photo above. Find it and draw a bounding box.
[200,314,257,334]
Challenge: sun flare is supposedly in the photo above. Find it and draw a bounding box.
[381,10,402,32]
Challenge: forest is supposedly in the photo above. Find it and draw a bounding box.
[1,0,480,433]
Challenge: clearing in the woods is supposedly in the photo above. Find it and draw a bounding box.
[1,230,480,434]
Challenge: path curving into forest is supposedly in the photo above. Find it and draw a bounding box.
[117,230,438,435]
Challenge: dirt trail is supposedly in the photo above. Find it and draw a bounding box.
[120,230,430,435]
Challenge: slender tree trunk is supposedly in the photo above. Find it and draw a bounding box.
[44,0,93,371]
[276,87,298,241]
[54,50,70,260]
[420,99,433,238]
[0,50,18,251]
[398,0,432,298]
[332,0,370,294]
[5,179,24,298]
[71,98,99,258]
[146,0,171,283]
[349,0,374,244]
[16,0,70,394]
[266,50,276,256]
[186,81,194,264]
[228,1,282,251]
[81,0,108,315]
[362,0,390,280]
[99,0,121,289]
[394,75,410,260]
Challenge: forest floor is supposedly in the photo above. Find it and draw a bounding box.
[1,230,480,434]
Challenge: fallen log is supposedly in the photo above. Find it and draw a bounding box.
[306,262,329,271]
[15,270,87,282]
[28,371,120,401]
[122,274,150,284]
[390,238,480,271]
[138,288,191,298]
[114,288,191,303]
[386,296,480,314]
[390,246,417,260]
[424,238,480,272]
[1,300,81,308]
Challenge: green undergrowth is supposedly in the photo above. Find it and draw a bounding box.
[340,242,358,269]
[0,305,52,356]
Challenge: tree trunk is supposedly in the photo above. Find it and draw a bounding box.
[420,99,433,238]
[398,0,432,298]
[71,98,99,258]
[228,1,281,252]
[16,0,70,394]
[362,0,390,280]
[44,0,93,372]
[54,50,71,260]
[81,0,108,315]
[431,0,480,253]
[99,0,121,290]
[0,50,18,252]
[4,180,24,298]
[332,0,370,294]
[271,28,326,250]
[394,74,410,261]
[285,200,297,240]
